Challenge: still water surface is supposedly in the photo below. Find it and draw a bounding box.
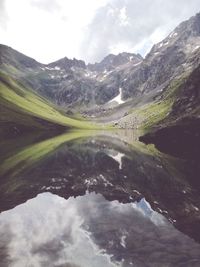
[0,130,200,267]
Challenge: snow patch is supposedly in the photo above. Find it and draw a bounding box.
[42,185,63,190]
[109,152,125,169]
[85,72,91,77]
[85,71,99,78]
[120,235,127,248]
[158,40,168,48]
[133,61,141,67]
[99,174,113,187]
[84,174,113,188]
[44,67,54,70]
[169,32,178,38]
[43,66,61,71]
[108,88,125,104]
[84,178,98,187]
[194,45,200,51]
[91,74,97,78]
[133,190,141,195]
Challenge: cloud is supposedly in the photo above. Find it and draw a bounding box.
[0,0,199,63]
[0,0,110,63]
[30,0,61,13]
[80,0,200,63]
[0,0,8,29]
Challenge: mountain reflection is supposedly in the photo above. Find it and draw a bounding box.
[0,130,200,266]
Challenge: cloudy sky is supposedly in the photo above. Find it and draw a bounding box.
[0,0,199,63]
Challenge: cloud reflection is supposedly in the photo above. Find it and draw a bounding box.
[0,192,199,267]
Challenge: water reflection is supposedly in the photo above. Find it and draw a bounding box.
[0,192,200,267]
[0,130,200,266]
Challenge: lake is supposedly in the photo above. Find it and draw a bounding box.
[0,130,200,267]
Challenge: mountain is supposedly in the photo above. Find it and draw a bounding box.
[0,69,99,138]
[0,45,143,107]
[1,132,200,242]
[88,52,143,72]
[96,12,200,123]
[138,65,200,158]
[48,57,86,70]
[122,12,200,98]
[0,12,200,138]
[0,44,42,70]
[1,13,200,111]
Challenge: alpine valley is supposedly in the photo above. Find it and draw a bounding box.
[0,12,200,152]
[1,10,200,267]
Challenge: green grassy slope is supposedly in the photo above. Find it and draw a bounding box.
[137,67,200,133]
[137,66,200,157]
[0,130,96,178]
[0,71,100,136]
[123,74,190,133]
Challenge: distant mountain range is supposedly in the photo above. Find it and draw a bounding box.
[0,12,200,141]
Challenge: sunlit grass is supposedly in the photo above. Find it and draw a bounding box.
[0,130,97,177]
[0,71,105,130]
[127,74,189,132]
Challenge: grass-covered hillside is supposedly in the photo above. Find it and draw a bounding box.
[118,64,200,132]
[0,71,99,137]
[136,65,200,158]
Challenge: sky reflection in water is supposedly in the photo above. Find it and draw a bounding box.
[0,131,200,267]
[0,192,200,267]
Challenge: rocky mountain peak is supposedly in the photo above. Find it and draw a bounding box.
[88,52,143,72]
[0,11,199,109]
[178,12,200,37]
[147,12,200,58]
[0,44,42,69]
[47,56,86,70]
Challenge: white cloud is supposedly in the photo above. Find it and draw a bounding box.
[0,0,199,63]
[0,0,110,63]
[0,0,8,29]
[119,7,130,26]
[81,0,200,62]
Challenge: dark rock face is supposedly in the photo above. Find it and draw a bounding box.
[139,63,200,158]
[0,13,200,109]
[0,115,67,139]
[139,117,200,159]
[171,65,200,117]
